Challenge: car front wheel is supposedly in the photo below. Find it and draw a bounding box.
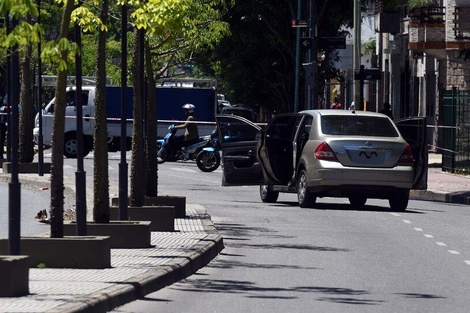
[260,185,279,203]
[389,189,410,211]
[297,169,316,208]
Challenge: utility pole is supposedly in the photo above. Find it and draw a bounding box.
[354,0,362,110]
[308,0,318,109]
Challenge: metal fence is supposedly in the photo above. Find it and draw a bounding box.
[441,87,470,173]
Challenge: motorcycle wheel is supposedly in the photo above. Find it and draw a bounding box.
[196,150,221,172]
[157,146,168,164]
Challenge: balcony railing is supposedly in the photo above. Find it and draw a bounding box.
[454,7,470,39]
[410,6,445,24]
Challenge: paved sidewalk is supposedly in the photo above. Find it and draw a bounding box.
[1,152,470,313]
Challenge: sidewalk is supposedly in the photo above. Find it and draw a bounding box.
[0,169,224,313]
[1,152,469,313]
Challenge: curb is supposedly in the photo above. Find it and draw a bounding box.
[47,233,224,313]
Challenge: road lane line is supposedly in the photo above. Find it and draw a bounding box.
[465,260,470,265]
[436,242,447,247]
[414,228,423,232]
[390,213,401,217]
[424,234,434,238]
[403,220,412,224]
[448,250,460,255]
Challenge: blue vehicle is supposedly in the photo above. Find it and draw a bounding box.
[195,131,221,172]
[157,125,218,170]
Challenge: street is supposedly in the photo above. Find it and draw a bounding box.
[0,181,51,237]
[99,155,470,313]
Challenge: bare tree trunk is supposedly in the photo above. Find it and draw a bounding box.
[130,29,145,206]
[19,41,34,163]
[50,0,75,238]
[145,41,158,197]
[93,0,110,223]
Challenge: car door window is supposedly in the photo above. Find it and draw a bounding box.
[217,116,260,144]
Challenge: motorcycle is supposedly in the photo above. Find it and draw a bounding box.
[195,131,221,172]
[157,125,217,165]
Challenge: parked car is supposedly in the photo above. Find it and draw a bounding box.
[219,106,256,122]
[215,110,428,211]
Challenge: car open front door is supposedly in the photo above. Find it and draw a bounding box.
[395,117,428,189]
[215,115,264,186]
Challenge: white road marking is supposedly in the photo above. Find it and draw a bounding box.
[390,213,401,217]
[169,167,197,173]
[414,228,423,232]
[403,220,412,224]
[464,260,470,265]
[424,234,434,238]
[436,242,447,247]
[448,250,460,255]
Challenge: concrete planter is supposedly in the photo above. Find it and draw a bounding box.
[0,255,29,297]
[0,236,111,269]
[111,196,186,218]
[63,220,152,248]
[2,161,51,174]
[109,206,175,232]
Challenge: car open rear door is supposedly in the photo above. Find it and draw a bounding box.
[395,117,428,189]
[215,115,264,186]
[257,114,303,184]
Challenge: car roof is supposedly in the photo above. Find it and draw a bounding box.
[299,109,389,118]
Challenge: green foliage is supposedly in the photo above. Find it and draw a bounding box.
[37,262,46,269]
[408,0,435,9]
[363,37,376,55]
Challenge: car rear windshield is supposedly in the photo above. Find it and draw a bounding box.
[321,115,399,137]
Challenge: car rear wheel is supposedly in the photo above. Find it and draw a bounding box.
[297,169,316,208]
[389,189,410,211]
[260,185,279,203]
[348,195,367,208]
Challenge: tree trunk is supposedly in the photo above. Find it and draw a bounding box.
[93,0,110,223]
[145,41,158,197]
[50,0,75,238]
[19,41,34,163]
[130,29,145,207]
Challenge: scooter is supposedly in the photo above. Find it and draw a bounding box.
[157,125,213,164]
[195,131,221,172]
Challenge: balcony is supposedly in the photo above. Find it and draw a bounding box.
[408,6,446,58]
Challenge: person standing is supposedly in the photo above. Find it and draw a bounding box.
[379,102,394,120]
[330,97,342,109]
[0,96,8,159]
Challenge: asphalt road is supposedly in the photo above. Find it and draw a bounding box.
[0,181,51,237]
[103,157,470,313]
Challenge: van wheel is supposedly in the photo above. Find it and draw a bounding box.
[297,169,316,208]
[64,134,78,159]
[260,185,279,203]
[389,189,410,211]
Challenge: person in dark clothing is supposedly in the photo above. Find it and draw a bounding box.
[379,102,394,120]
[0,97,8,159]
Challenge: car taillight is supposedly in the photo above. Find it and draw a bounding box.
[314,142,337,161]
[399,144,414,163]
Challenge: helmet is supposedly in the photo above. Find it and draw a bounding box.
[182,103,195,113]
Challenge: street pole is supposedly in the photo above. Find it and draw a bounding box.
[8,16,21,255]
[308,0,318,109]
[37,0,44,176]
[354,0,362,110]
[118,4,128,220]
[294,0,301,112]
[75,14,87,236]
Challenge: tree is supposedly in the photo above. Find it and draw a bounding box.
[48,0,76,237]
[197,0,365,114]
[93,0,110,222]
